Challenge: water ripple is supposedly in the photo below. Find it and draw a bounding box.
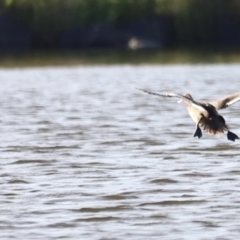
[0,65,240,240]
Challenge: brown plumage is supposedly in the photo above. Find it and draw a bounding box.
[182,93,228,136]
[138,89,240,141]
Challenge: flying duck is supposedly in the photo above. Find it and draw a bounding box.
[138,89,240,141]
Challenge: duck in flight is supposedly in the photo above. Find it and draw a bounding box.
[138,89,240,141]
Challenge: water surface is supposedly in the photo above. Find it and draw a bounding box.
[0,65,240,239]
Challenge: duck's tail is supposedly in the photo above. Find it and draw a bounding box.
[199,117,228,136]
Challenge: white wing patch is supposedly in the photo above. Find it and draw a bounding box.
[226,95,240,106]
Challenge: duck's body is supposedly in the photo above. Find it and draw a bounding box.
[138,89,240,141]
[181,93,228,137]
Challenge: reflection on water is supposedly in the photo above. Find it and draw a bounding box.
[0,65,240,239]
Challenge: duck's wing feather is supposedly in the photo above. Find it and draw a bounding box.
[210,92,240,110]
[137,88,183,98]
[137,88,206,112]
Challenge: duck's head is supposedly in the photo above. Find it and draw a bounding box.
[178,93,193,105]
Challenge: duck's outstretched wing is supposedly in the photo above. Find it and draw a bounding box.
[137,88,206,112]
[210,92,240,110]
[137,88,183,98]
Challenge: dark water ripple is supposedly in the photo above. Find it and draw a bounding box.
[0,65,240,239]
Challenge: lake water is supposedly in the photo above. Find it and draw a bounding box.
[0,65,240,240]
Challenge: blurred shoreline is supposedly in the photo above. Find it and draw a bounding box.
[1,1,240,53]
[1,49,240,68]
